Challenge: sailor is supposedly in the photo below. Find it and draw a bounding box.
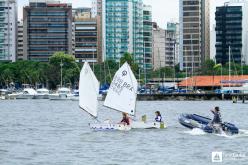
[120,112,131,125]
[155,111,163,122]
[211,107,222,125]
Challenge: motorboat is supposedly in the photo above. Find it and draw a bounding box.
[49,87,74,100]
[70,89,79,101]
[34,88,49,99]
[178,113,239,135]
[16,88,37,99]
[0,89,8,100]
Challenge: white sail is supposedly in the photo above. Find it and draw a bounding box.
[104,62,138,115]
[79,62,99,117]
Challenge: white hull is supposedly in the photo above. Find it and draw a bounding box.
[90,123,131,131]
[70,96,79,101]
[7,93,19,100]
[131,121,166,129]
[16,94,35,99]
[49,94,73,100]
[33,95,49,99]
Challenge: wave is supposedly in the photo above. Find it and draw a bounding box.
[184,128,206,136]
[215,129,248,138]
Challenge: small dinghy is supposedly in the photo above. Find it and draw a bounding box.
[79,62,131,131]
[178,114,239,135]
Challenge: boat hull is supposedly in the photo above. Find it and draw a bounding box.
[33,95,49,99]
[49,94,73,100]
[16,94,35,99]
[131,121,166,129]
[89,123,131,131]
[178,113,239,135]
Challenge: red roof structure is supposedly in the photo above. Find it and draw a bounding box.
[178,75,248,87]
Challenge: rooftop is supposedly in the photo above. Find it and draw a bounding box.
[178,75,248,87]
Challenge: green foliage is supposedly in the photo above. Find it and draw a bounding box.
[48,52,80,88]
[120,52,139,74]
[1,51,248,88]
[200,59,215,75]
[200,60,248,76]
[0,52,80,89]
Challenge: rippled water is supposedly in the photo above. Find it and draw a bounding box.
[0,100,248,165]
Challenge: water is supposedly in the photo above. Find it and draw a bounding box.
[0,100,247,165]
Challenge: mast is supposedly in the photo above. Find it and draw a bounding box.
[173,39,176,89]
[191,34,194,91]
[229,45,231,88]
[185,46,188,93]
[60,59,63,87]
[143,42,147,85]
[93,46,95,73]
[241,48,243,78]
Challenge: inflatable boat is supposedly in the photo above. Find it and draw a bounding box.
[178,114,239,135]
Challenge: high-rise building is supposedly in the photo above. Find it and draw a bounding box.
[102,0,144,67]
[179,0,210,71]
[92,0,103,63]
[210,24,216,61]
[0,0,17,62]
[17,21,24,60]
[72,7,92,56]
[143,5,153,71]
[92,0,102,18]
[73,8,98,64]
[166,22,180,66]
[215,2,248,65]
[152,22,166,70]
[23,0,72,61]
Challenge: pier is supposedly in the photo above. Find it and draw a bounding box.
[137,93,248,102]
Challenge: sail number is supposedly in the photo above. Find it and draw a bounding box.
[110,76,134,95]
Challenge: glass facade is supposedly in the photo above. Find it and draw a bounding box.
[215,6,242,64]
[0,0,17,62]
[104,0,144,67]
[23,2,72,62]
[143,5,152,70]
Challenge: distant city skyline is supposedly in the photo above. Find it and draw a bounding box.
[18,0,227,28]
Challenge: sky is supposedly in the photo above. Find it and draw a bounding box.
[18,0,228,29]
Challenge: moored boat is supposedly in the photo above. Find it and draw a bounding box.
[16,88,37,99]
[49,87,74,100]
[34,88,49,99]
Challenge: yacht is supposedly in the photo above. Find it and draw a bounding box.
[49,87,74,100]
[0,89,8,100]
[34,88,50,99]
[70,89,79,101]
[16,88,37,99]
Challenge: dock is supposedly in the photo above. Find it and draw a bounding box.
[137,93,248,102]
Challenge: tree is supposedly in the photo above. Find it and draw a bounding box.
[120,52,139,74]
[201,59,215,75]
[48,52,80,89]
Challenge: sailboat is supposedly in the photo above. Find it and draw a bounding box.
[79,62,131,131]
[103,62,166,129]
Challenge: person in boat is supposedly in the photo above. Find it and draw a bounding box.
[120,113,131,125]
[155,111,163,122]
[210,107,222,126]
